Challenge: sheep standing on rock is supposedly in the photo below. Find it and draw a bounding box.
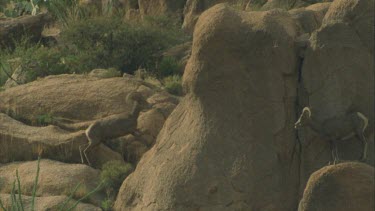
[80,92,145,166]
[295,107,369,164]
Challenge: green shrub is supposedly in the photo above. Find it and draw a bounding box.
[41,0,100,26]
[163,75,183,96]
[97,68,122,78]
[157,57,181,78]
[60,16,187,74]
[0,37,70,84]
[101,198,113,211]
[0,63,10,87]
[0,14,189,85]
[100,161,133,193]
[36,113,55,126]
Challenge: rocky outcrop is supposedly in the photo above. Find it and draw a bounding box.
[106,134,148,164]
[182,0,332,33]
[0,74,178,166]
[298,0,374,194]
[0,74,177,123]
[114,1,374,210]
[0,194,102,211]
[0,13,51,48]
[288,2,331,33]
[262,0,332,10]
[322,0,373,54]
[0,160,105,206]
[0,113,124,168]
[298,162,374,211]
[115,4,301,211]
[182,0,238,33]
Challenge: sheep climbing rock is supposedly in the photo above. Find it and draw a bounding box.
[298,162,374,211]
[81,92,145,166]
[295,107,369,163]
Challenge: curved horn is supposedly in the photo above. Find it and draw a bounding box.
[302,107,311,118]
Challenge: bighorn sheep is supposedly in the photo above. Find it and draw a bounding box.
[80,92,145,166]
[295,107,369,163]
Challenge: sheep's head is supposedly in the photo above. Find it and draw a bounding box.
[126,92,149,109]
[295,107,311,129]
[126,92,144,103]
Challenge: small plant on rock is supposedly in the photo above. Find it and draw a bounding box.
[157,57,182,78]
[98,161,133,210]
[36,113,55,126]
[100,161,133,197]
[163,75,183,96]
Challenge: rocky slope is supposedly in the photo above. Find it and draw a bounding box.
[0,0,373,210]
[0,73,179,209]
[114,0,374,210]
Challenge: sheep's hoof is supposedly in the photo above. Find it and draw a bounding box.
[328,159,340,166]
[359,156,367,162]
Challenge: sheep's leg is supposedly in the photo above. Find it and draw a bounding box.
[329,140,337,165]
[79,143,89,164]
[83,143,93,167]
[359,133,368,161]
[353,122,368,161]
[334,141,340,163]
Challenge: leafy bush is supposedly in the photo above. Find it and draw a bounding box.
[0,38,70,84]
[101,198,113,211]
[36,113,55,126]
[157,57,182,78]
[100,161,133,194]
[44,0,102,27]
[60,16,187,74]
[0,64,10,87]
[0,12,189,85]
[163,75,183,96]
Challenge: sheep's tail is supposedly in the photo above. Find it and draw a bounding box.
[356,112,368,132]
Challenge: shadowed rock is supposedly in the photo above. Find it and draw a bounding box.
[115,4,301,211]
[0,194,102,211]
[0,160,105,206]
[298,162,374,211]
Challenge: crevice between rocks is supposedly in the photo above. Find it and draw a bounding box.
[293,53,305,210]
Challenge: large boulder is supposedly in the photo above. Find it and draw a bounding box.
[262,0,332,10]
[0,113,124,168]
[115,4,301,211]
[182,0,239,33]
[0,74,178,128]
[323,0,374,54]
[298,162,374,211]
[0,74,178,167]
[288,2,331,34]
[305,2,332,21]
[0,160,105,206]
[298,0,374,194]
[0,194,101,211]
[0,74,147,121]
[106,134,149,164]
